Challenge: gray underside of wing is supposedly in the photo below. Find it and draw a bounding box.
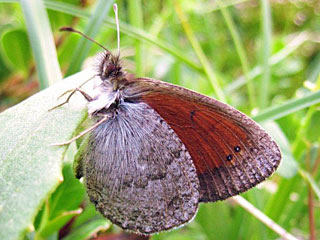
[80,101,200,234]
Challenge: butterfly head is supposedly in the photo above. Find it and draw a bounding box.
[98,3,124,90]
[98,52,123,82]
[88,51,129,116]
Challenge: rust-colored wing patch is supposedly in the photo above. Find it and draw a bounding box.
[142,91,281,202]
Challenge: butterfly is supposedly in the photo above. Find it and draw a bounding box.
[53,4,281,235]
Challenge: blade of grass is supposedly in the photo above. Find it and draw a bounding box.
[278,146,319,231]
[173,1,226,102]
[215,0,254,108]
[265,77,320,223]
[20,0,62,89]
[279,180,309,229]
[242,191,267,240]
[197,0,251,13]
[226,32,309,93]
[308,186,316,240]
[253,90,320,122]
[293,79,320,201]
[299,169,320,200]
[306,144,316,240]
[291,106,317,157]
[104,18,204,72]
[148,6,172,37]
[144,5,172,83]
[259,0,272,108]
[265,175,300,222]
[65,0,113,76]
[37,0,203,72]
[196,203,233,239]
[128,0,144,76]
[230,196,298,240]
[0,0,19,3]
[291,73,320,156]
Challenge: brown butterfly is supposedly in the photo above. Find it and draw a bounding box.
[53,4,281,235]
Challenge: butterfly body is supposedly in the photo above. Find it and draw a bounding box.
[77,86,200,234]
[73,50,281,234]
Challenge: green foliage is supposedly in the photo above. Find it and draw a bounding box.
[0,71,87,240]
[65,0,113,76]
[20,0,62,89]
[0,0,319,239]
[1,29,31,75]
[62,219,109,240]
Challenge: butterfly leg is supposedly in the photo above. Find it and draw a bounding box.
[50,115,110,146]
[49,87,94,111]
[49,75,96,111]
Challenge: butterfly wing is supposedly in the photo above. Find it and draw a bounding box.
[125,78,281,202]
[79,101,200,234]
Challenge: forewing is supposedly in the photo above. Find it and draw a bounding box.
[81,101,200,234]
[125,78,281,202]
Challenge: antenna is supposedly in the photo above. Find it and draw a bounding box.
[60,27,109,52]
[113,3,120,57]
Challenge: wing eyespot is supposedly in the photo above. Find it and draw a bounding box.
[234,146,241,152]
[226,154,233,161]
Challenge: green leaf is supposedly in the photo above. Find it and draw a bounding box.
[39,209,82,238]
[72,204,101,229]
[0,70,91,240]
[62,219,110,240]
[49,164,85,220]
[1,29,31,74]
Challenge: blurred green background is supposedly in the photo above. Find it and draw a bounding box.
[0,0,319,239]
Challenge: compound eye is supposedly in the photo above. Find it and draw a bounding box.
[107,64,116,72]
[99,59,110,80]
[102,61,108,73]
